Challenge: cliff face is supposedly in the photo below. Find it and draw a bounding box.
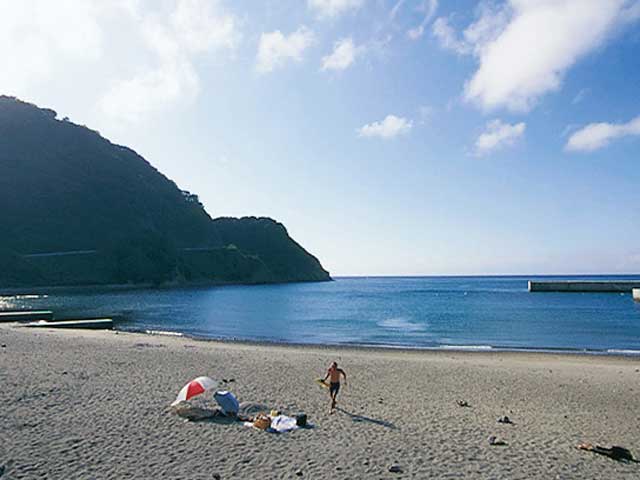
[0,96,330,287]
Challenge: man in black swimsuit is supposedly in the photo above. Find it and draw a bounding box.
[323,361,347,413]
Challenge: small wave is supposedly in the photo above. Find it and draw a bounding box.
[606,349,640,355]
[145,329,184,337]
[0,294,48,300]
[440,345,493,351]
[378,317,426,332]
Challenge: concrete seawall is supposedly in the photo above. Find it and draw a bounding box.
[528,281,640,293]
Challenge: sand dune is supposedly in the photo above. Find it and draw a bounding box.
[1,325,639,479]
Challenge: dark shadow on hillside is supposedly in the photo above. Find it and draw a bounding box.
[336,407,396,429]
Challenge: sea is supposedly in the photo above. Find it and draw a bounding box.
[2,276,640,354]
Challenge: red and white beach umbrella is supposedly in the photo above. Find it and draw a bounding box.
[171,376,219,406]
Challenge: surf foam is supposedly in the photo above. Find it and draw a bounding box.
[378,317,427,332]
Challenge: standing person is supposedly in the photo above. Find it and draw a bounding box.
[323,361,347,413]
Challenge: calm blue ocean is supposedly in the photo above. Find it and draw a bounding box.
[3,276,640,353]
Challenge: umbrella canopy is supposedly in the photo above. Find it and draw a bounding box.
[171,376,219,406]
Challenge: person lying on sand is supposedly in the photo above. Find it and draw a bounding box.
[323,361,347,414]
[577,443,638,462]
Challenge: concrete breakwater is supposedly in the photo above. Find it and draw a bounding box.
[529,281,640,293]
[0,310,53,322]
[0,310,113,329]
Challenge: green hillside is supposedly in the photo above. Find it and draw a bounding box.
[0,96,330,287]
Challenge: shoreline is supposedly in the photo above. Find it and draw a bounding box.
[4,322,640,373]
[7,322,639,363]
[128,327,640,359]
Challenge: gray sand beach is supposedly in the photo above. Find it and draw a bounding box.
[1,325,639,479]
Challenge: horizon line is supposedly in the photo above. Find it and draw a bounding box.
[331,273,640,278]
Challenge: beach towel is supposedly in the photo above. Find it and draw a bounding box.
[244,414,305,433]
[270,415,299,433]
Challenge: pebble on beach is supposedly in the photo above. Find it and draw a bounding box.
[488,435,507,446]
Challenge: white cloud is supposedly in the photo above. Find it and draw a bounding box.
[432,3,510,56]
[407,0,439,40]
[136,0,239,63]
[308,0,364,19]
[321,38,360,71]
[0,1,105,98]
[100,0,239,123]
[0,0,239,124]
[462,2,511,52]
[407,25,426,40]
[256,27,315,73]
[560,124,578,138]
[358,115,412,139]
[389,0,406,21]
[571,88,591,105]
[431,17,471,54]
[565,115,640,152]
[433,0,640,112]
[475,119,525,155]
[99,60,199,124]
[169,0,239,53]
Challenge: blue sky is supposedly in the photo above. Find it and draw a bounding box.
[2,0,639,275]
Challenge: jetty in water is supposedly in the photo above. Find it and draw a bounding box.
[528,281,640,293]
[24,318,113,330]
[0,310,113,329]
